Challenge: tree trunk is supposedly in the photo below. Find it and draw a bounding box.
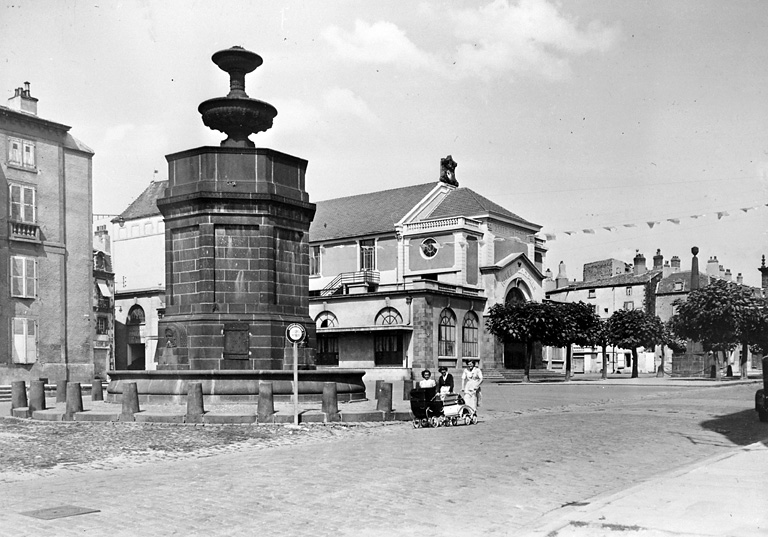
[523,339,532,383]
[741,340,749,380]
[656,344,665,378]
[565,344,572,381]
[631,347,639,378]
[715,351,722,380]
[601,344,608,380]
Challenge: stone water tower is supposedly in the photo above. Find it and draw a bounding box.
[155,46,316,371]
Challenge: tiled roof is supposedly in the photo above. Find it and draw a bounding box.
[555,269,663,292]
[427,188,539,228]
[656,271,713,294]
[309,182,437,242]
[117,180,167,221]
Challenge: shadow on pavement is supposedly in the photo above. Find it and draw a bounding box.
[700,408,768,447]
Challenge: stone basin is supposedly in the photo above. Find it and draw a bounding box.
[106,369,366,404]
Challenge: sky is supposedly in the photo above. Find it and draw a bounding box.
[2,0,767,286]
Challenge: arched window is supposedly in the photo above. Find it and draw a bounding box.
[462,312,479,358]
[438,309,456,357]
[127,305,145,325]
[375,307,403,325]
[315,311,338,328]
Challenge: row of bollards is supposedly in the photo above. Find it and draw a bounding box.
[10,379,378,424]
[10,379,105,417]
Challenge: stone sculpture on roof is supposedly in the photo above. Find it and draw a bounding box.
[440,155,459,186]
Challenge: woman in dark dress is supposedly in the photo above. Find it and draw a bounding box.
[436,366,454,394]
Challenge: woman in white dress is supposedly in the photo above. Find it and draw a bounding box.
[461,360,483,410]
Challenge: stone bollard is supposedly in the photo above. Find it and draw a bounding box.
[11,381,27,415]
[377,382,393,414]
[91,379,104,401]
[403,379,413,401]
[64,383,83,421]
[375,379,384,400]
[763,356,768,393]
[56,380,68,403]
[28,380,46,413]
[186,382,205,423]
[120,382,140,421]
[257,381,275,423]
[322,382,340,422]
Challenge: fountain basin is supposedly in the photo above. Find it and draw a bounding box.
[107,369,366,404]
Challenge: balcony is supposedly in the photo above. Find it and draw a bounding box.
[318,270,380,296]
[8,220,40,243]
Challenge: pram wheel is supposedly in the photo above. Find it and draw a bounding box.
[429,416,440,428]
[470,413,478,425]
[412,418,421,429]
[420,418,429,428]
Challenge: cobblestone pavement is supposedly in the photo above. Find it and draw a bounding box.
[0,382,765,536]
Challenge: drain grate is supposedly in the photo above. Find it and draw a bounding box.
[21,505,100,520]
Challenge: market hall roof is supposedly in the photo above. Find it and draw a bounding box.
[309,182,540,243]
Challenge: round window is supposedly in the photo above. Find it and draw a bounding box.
[421,238,438,258]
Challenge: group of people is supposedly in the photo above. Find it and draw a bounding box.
[418,360,483,410]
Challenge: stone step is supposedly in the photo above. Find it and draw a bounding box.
[486,369,566,382]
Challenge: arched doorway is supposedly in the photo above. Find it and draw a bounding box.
[503,285,527,369]
[126,305,146,370]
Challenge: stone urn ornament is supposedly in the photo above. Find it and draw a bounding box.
[198,46,277,147]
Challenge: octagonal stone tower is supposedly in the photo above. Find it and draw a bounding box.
[155,46,316,371]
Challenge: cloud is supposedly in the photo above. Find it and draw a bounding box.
[322,1,619,82]
[448,0,621,80]
[323,88,378,124]
[321,19,442,72]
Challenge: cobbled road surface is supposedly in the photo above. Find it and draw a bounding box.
[0,382,765,536]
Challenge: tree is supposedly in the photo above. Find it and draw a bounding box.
[606,309,664,378]
[486,301,565,382]
[657,321,687,378]
[557,302,602,381]
[670,279,768,379]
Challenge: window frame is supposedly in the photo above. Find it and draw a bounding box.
[309,245,321,276]
[588,289,596,299]
[623,301,635,311]
[12,317,37,364]
[462,312,479,358]
[420,237,438,259]
[625,286,632,296]
[10,255,37,298]
[9,183,36,223]
[438,308,456,357]
[359,239,376,271]
[8,137,36,170]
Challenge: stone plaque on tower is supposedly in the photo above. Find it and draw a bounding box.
[155,46,316,371]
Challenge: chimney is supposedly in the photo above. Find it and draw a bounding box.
[653,249,663,270]
[555,261,569,289]
[670,256,681,272]
[724,268,731,281]
[705,256,719,277]
[663,260,674,278]
[737,273,743,285]
[691,247,700,290]
[719,265,725,279]
[544,268,555,292]
[633,250,646,275]
[7,81,38,116]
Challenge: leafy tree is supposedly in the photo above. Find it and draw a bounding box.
[486,301,565,382]
[557,302,602,381]
[670,279,768,379]
[606,309,664,378]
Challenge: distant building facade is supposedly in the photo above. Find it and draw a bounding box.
[111,181,166,371]
[0,83,95,384]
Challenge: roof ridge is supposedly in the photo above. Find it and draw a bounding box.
[314,181,436,204]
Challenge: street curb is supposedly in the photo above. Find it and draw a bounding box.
[519,439,768,536]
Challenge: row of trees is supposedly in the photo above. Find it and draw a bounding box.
[486,279,768,381]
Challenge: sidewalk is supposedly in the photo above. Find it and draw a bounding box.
[522,440,768,537]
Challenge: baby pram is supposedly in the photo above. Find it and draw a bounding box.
[410,387,478,428]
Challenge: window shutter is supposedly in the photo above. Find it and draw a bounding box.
[27,258,37,297]
[11,257,23,296]
[26,320,37,363]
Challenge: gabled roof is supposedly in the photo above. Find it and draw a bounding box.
[116,180,167,221]
[427,187,540,229]
[656,271,713,294]
[309,182,436,242]
[483,252,545,281]
[551,269,663,293]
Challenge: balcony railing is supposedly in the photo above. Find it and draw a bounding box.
[320,270,380,296]
[403,217,481,233]
[8,220,40,242]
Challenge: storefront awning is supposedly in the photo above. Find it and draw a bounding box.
[97,280,112,297]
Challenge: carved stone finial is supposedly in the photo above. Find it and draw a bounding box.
[198,46,277,148]
[439,155,458,186]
